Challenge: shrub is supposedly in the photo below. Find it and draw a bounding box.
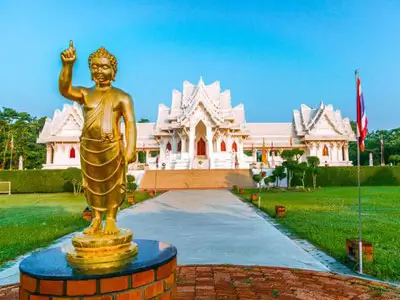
[252,174,262,183]
[296,166,400,187]
[127,182,137,193]
[127,174,135,183]
[62,168,82,195]
[0,169,74,193]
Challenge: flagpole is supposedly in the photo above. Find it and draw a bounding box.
[355,69,363,274]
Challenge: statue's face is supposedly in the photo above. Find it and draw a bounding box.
[90,57,114,86]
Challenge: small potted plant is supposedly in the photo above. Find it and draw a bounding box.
[275,205,286,217]
[82,206,92,221]
[251,194,259,201]
[126,175,137,204]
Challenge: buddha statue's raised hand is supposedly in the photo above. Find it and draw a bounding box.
[61,40,76,65]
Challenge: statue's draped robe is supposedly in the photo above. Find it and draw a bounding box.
[80,94,126,211]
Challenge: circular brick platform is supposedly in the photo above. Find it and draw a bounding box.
[18,239,177,300]
[2,265,399,299]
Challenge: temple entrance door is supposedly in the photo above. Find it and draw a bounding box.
[197,138,206,156]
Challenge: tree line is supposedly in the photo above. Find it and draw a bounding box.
[348,121,400,165]
[1,107,399,169]
[0,107,46,170]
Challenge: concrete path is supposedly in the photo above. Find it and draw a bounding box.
[118,190,329,270]
[0,190,329,286]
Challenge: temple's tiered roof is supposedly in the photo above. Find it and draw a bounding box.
[37,79,356,149]
[293,103,355,141]
[155,77,247,134]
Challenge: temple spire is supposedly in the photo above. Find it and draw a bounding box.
[198,76,205,86]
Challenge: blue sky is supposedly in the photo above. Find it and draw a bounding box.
[0,0,399,130]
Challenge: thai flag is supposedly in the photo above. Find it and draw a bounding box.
[356,74,368,152]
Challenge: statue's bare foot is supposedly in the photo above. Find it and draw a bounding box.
[104,218,120,235]
[83,218,102,235]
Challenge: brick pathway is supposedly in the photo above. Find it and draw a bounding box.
[1,265,399,300]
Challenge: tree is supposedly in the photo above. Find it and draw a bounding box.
[62,167,82,195]
[291,148,305,162]
[268,174,277,187]
[263,176,273,189]
[0,107,46,170]
[349,120,400,166]
[281,149,304,188]
[307,156,320,189]
[388,155,400,165]
[252,174,263,190]
[295,162,308,189]
[138,118,150,123]
[127,174,137,193]
[271,166,286,187]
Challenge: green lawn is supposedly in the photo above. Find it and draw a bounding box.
[0,191,152,267]
[237,187,400,281]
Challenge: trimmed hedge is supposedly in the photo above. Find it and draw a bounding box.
[0,169,81,193]
[292,166,400,187]
[0,166,399,194]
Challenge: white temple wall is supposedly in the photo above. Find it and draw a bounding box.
[43,142,80,169]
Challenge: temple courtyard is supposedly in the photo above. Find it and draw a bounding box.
[0,188,399,299]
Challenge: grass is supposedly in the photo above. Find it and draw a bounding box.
[236,187,400,281]
[0,191,153,267]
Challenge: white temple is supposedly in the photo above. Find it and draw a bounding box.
[37,78,356,170]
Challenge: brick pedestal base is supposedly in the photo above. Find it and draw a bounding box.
[20,258,177,300]
[19,239,177,300]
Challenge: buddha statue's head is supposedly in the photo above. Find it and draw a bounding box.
[88,47,117,87]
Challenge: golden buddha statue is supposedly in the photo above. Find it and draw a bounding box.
[59,41,138,269]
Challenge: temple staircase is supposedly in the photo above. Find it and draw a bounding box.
[212,152,234,169]
[169,153,190,169]
[139,169,254,190]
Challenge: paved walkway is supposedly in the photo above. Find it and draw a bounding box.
[1,190,336,286]
[2,266,399,300]
[118,190,328,270]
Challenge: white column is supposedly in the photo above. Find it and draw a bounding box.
[331,143,336,161]
[46,145,52,164]
[188,127,195,167]
[238,140,243,160]
[227,138,233,152]
[344,143,349,161]
[181,137,187,152]
[338,143,343,161]
[172,136,177,153]
[206,127,213,168]
[252,148,257,162]
[216,137,221,152]
[159,140,166,161]
[145,150,150,163]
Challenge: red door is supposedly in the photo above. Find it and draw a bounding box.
[232,141,237,152]
[221,141,226,152]
[197,138,206,156]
